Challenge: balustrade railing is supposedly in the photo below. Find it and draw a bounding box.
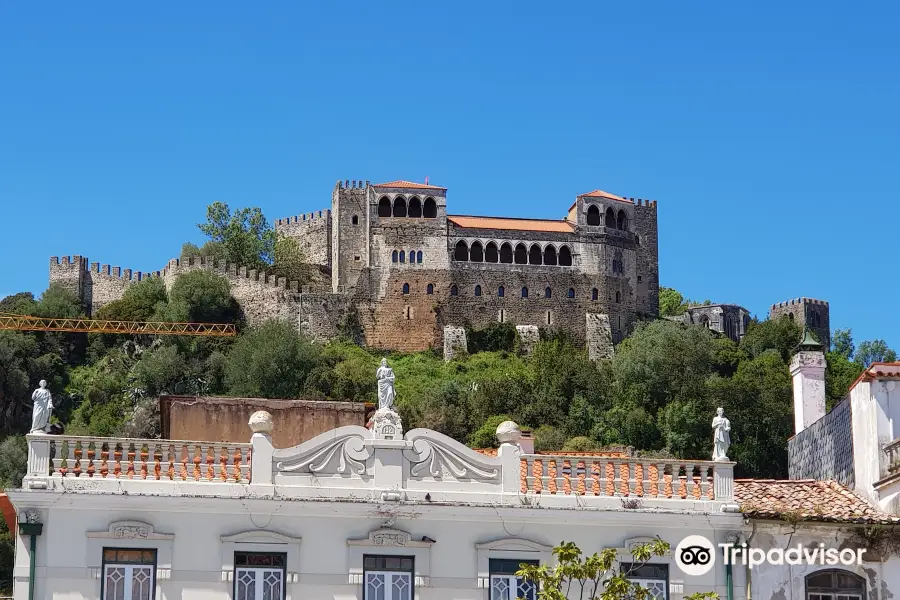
[521,454,732,501]
[27,435,251,483]
[881,438,900,479]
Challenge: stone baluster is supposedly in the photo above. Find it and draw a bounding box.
[627,462,637,495]
[64,439,76,476]
[657,462,667,497]
[611,460,622,496]
[685,463,695,498]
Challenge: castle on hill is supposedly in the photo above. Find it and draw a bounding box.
[48,179,829,356]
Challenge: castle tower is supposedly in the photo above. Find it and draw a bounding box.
[770,297,831,351]
[633,199,659,317]
[790,327,827,434]
[49,256,88,309]
[331,180,371,293]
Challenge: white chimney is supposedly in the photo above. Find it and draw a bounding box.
[519,431,535,454]
[790,328,826,434]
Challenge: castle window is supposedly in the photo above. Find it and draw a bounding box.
[616,209,628,231]
[499,243,513,264]
[426,283,434,295]
[405,307,411,320]
[529,244,543,265]
[450,284,458,296]
[546,311,552,325]
[475,285,482,297]
[393,196,407,218]
[788,313,795,322]
[615,290,621,303]
[454,241,469,262]
[409,250,415,264]
[352,215,359,225]
[514,244,527,265]
[544,245,558,266]
[587,204,601,226]
[567,288,575,299]
[638,275,642,283]
[545,287,552,299]
[355,256,360,261]
[498,309,506,323]
[498,286,505,298]
[605,207,616,228]
[612,251,624,275]
[592,288,598,301]
[392,251,398,263]
[470,241,484,263]
[699,315,710,328]
[423,197,437,218]
[378,197,392,217]
[485,242,499,263]
[408,196,422,218]
[416,251,423,264]
[399,251,405,263]
[805,569,864,600]
[402,283,410,295]
[559,246,572,266]
[521,287,528,298]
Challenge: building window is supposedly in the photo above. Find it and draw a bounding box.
[364,555,414,600]
[567,288,575,299]
[586,204,601,226]
[399,251,405,263]
[485,242,499,263]
[514,244,527,265]
[423,197,437,218]
[355,256,361,261]
[521,287,528,299]
[392,251,398,263]
[544,245,557,266]
[352,215,359,225]
[234,552,286,600]
[102,548,156,600]
[638,275,643,283]
[499,243,513,264]
[546,311,552,325]
[545,287,552,299]
[408,197,422,218]
[621,563,667,600]
[805,569,865,600]
[498,286,505,298]
[378,197,392,217]
[558,246,572,266]
[454,241,469,262]
[416,251,423,264]
[426,284,434,295]
[489,558,538,600]
[393,197,407,218]
[592,288,598,301]
[475,285,482,297]
[616,209,628,231]
[605,207,616,228]
[402,283,410,295]
[450,285,458,296]
[615,290,621,303]
[498,309,506,323]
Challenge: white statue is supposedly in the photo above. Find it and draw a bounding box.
[30,380,53,434]
[376,358,396,411]
[712,407,731,461]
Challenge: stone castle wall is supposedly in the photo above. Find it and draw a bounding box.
[770,297,831,350]
[633,200,659,317]
[274,209,332,268]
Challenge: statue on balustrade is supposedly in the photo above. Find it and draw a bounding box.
[376,358,396,411]
[30,380,53,434]
[712,407,731,462]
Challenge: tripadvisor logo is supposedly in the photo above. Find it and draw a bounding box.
[675,536,716,576]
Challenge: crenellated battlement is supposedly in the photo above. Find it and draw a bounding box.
[167,256,306,293]
[633,198,658,208]
[771,297,830,310]
[337,179,370,190]
[275,209,332,227]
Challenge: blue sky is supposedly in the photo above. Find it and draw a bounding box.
[1,2,897,349]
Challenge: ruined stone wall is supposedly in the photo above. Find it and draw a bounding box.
[298,292,354,343]
[684,304,751,342]
[770,297,831,350]
[633,200,659,317]
[274,208,332,268]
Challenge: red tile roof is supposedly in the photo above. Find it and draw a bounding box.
[373,180,446,190]
[448,215,575,233]
[0,493,15,533]
[734,479,900,524]
[850,362,900,390]
[580,189,629,202]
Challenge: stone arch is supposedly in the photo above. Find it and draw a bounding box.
[544,245,558,266]
[521,286,528,298]
[454,241,469,262]
[529,244,542,265]
[378,196,392,217]
[605,207,616,227]
[805,569,865,599]
[724,313,737,340]
[470,241,484,262]
[392,250,398,263]
[426,283,434,295]
[423,197,437,218]
[399,250,406,263]
[485,242,499,263]
[514,243,527,265]
[499,243,513,264]
[545,287,552,299]
[699,314,710,328]
[408,196,422,218]
[616,209,628,230]
[587,204,601,226]
[450,284,458,296]
[567,288,575,299]
[592,288,598,301]
[788,313,795,322]
[393,196,407,217]
[416,251,423,264]
[559,245,572,266]
[475,285,482,297]
[402,283,410,295]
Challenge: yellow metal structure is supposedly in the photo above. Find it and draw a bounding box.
[0,314,236,337]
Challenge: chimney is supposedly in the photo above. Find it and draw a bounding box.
[519,430,534,454]
[790,327,826,434]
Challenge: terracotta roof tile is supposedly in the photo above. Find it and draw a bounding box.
[734,479,900,524]
[373,180,446,190]
[850,362,900,390]
[448,216,575,233]
[580,189,630,203]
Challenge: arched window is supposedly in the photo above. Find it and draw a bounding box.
[616,209,627,230]
[805,570,865,600]
[587,204,601,226]
[475,285,482,297]
[615,290,621,303]
[499,243,514,264]
[514,244,527,265]
[498,286,505,298]
[725,313,737,340]
[592,288,598,301]
[450,284,458,296]
[470,241,484,262]
[485,242,499,263]
[529,244,542,265]
[567,288,575,299]
[393,196,407,217]
[612,251,624,275]
[522,287,528,298]
[699,315,710,328]
[788,313,795,322]
[423,197,437,218]
[399,251,405,263]
[392,250,398,263]
[454,240,469,261]
[416,251,423,264]
[402,283,410,295]
[408,196,422,218]
[605,207,616,227]
[559,246,572,266]
[378,196,392,217]
[352,215,359,225]
[426,283,434,295]
[545,287,552,298]
[544,245,558,266]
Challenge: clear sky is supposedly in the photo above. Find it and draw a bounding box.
[1,2,897,349]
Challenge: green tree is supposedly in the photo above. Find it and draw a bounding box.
[533,425,566,452]
[0,435,28,489]
[467,323,517,354]
[159,270,241,325]
[468,414,515,448]
[272,235,311,284]
[96,277,168,323]
[855,339,897,368]
[197,202,275,269]
[832,328,854,359]
[0,292,37,315]
[561,436,598,452]
[740,316,802,363]
[659,286,687,316]
[825,330,864,408]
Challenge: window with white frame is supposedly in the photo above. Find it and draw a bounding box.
[102,548,156,600]
[234,552,286,600]
[805,569,865,600]
[620,562,668,600]
[489,558,538,600]
[363,555,414,600]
